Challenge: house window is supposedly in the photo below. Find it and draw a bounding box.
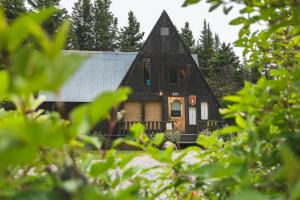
[124,102,142,122]
[169,68,177,83]
[179,68,187,79]
[143,58,151,86]
[161,27,169,36]
[201,102,208,120]
[189,107,196,125]
[171,100,181,117]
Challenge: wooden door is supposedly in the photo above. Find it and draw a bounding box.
[168,97,185,133]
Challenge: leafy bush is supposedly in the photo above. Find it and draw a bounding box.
[1,0,300,199]
[164,129,181,145]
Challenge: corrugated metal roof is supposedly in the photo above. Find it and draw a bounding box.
[42,51,137,102]
[42,51,199,103]
[192,54,199,66]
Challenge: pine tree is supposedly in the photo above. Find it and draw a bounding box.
[27,0,68,36]
[119,11,144,52]
[180,22,196,53]
[71,0,94,50]
[0,0,26,22]
[93,0,118,51]
[209,42,243,105]
[197,19,215,77]
[214,34,220,51]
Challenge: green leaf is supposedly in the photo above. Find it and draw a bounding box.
[7,8,55,53]
[89,150,115,177]
[129,123,145,140]
[50,20,71,57]
[223,95,241,103]
[151,133,165,146]
[231,189,270,200]
[229,17,247,25]
[280,146,300,183]
[235,115,247,129]
[69,88,131,137]
[182,0,201,7]
[209,2,222,12]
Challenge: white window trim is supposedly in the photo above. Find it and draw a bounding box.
[201,102,208,120]
[189,107,197,125]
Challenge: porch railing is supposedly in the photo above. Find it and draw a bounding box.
[197,120,228,133]
[116,121,171,136]
[116,120,227,136]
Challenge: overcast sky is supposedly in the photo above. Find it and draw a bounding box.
[60,0,243,57]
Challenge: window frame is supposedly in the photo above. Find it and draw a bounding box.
[171,100,182,118]
[160,27,169,36]
[201,102,209,120]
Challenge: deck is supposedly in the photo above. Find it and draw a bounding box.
[113,120,227,144]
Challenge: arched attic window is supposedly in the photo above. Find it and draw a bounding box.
[171,100,181,117]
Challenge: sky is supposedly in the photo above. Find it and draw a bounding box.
[60,0,243,57]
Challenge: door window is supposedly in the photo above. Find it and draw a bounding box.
[171,100,181,117]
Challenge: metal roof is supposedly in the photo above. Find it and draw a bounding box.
[42,51,137,102]
[42,51,199,103]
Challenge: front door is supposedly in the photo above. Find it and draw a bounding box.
[168,97,185,133]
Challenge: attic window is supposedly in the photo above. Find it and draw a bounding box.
[144,58,151,86]
[160,27,169,36]
[179,68,187,79]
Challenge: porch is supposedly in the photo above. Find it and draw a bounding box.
[115,120,227,144]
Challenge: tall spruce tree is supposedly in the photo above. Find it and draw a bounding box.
[93,0,118,51]
[118,11,144,52]
[209,42,243,105]
[71,0,94,50]
[214,34,220,51]
[180,22,196,53]
[0,0,26,22]
[197,19,215,77]
[27,0,68,36]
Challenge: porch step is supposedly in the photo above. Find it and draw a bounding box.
[180,134,198,143]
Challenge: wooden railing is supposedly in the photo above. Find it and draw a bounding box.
[197,120,227,133]
[115,120,227,137]
[116,121,170,136]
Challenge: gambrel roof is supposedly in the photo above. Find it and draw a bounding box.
[42,50,199,102]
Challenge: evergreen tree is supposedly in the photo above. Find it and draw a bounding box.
[93,0,118,51]
[180,22,196,53]
[197,19,215,77]
[0,0,26,22]
[209,42,243,105]
[27,0,68,36]
[71,0,94,50]
[118,11,144,52]
[214,34,220,51]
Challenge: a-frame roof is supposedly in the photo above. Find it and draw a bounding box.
[122,10,221,107]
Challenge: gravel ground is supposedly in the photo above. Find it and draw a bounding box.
[114,151,201,200]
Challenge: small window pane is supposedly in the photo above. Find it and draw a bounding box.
[161,27,169,36]
[169,68,177,83]
[171,100,181,117]
[144,58,151,86]
[201,102,208,120]
[189,107,196,125]
[179,68,187,79]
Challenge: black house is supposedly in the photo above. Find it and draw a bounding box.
[42,11,224,144]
